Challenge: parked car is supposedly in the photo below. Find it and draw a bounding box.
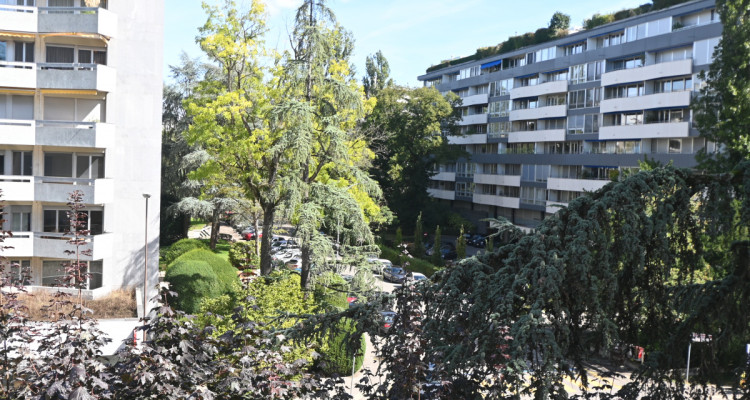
[218,233,235,242]
[285,259,301,270]
[383,266,407,283]
[427,242,457,260]
[468,234,486,248]
[368,258,393,275]
[378,311,396,334]
[412,272,428,282]
[243,230,262,241]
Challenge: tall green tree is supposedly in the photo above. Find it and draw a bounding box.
[456,225,466,260]
[413,212,424,257]
[693,0,750,172]
[362,50,392,98]
[430,225,443,267]
[366,86,462,228]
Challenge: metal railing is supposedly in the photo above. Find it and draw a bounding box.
[0,4,35,13]
[0,118,34,127]
[38,62,100,71]
[38,6,100,14]
[0,60,35,69]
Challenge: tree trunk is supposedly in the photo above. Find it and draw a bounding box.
[259,206,275,275]
[209,208,220,250]
[253,211,260,258]
[181,212,191,239]
[300,243,312,294]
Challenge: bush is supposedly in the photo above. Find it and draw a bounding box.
[228,241,259,270]
[378,244,439,277]
[161,238,209,266]
[313,272,349,312]
[164,259,221,313]
[320,318,366,376]
[171,249,239,295]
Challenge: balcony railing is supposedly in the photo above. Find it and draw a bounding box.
[39,63,101,71]
[0,60,34,69]
[38,6,102,14]
[0,4,35,13]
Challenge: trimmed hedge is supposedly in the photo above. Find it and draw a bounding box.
[172,249,239,295]
[228,241,259,270]
[320,318,366,376]
[164,259,221,314]
[161,238,209,266]
[378,244,439,277]
[313,272,349,312]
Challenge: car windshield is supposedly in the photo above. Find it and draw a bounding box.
[392,268,405,275]
[414,275,426,280]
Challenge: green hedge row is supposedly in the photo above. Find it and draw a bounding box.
[319,318,366,376]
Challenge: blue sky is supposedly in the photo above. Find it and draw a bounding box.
[164,0,645,88]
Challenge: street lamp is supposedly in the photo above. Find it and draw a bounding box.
[142,193,151,342]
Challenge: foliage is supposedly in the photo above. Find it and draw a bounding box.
[549,11,571,32]
[430,225,444,267]
[319,318,366,376]
[161,237,209,266]
[394,226,403,248]
[693,0,750,172]
[164,259,221,313]
[228,240,260,270]
[456,225,466,260]
[378,244,439,277]
[583,12,616,29]
[412,212,425,257]
[362,50,392,98]
[172,248,239,296]
[313,271,350,312]
[366,86,461,228]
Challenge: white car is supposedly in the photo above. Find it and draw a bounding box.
[369,258,393,275]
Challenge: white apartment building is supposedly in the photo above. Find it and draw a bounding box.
[418,0,721,231]
[0,0,163,298]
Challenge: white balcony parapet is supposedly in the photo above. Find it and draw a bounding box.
[599,122,690,140]
[431,171,456,181]
[0,119,35,145]
[38,7,117,38]
[510,80,568,100]
[427,188,455,201]
[600,91,692,113]
[547,177,610,192]
[0,176,34,201]
[510,105,566,121]
[459,113,488,126]
[37,64,116,93]
[460,93,488,107]
[602,59,693,87]
[0,5,37,32]
[473,174,520,187]
[508,128,565,143]
[447,134,487,145]
[0,62,37,88]
[35,177,113,204]
[36,121,115,148]
[32,232,113,260]
[473,194,520,209]
[3,232,33,258]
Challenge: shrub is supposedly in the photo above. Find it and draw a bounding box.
[320,318,366,376]
[164,259,221,313]
[161,238,209,266]
[228,241,259,270]
[378,244,439,277]
[172,249,239,295]
[313,272,349,312]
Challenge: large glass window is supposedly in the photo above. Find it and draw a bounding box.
[44,153,104,179]
[14,42,34,63]
[42,260,102,289]
[611,55,645,71]
[11,211,30,231]
[46,46,74,63]
[8,260,31,286]
[0,41,6,61]
[43,209,103,234]
[567,114,599,134]
[12,151,32,176]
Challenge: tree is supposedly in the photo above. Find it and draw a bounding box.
[548,11,570,32]
[693,0,750,173]
[430,225,443,267]
[456,225,466,260]
[413,212,424,257]
[362,50,392,98]
[365,85,462,228]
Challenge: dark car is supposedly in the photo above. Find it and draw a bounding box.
[383,266,407,283]
[468,234,486,248]
[378,311,396,334]
[426,242,457,260]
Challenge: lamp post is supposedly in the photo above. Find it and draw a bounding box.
[142,193,151,342]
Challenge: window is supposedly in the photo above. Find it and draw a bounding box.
[506,143,535,154]
[458,66,480,80]
[490,79,513,96]
[43,209,103,234]
[488,100,509,117]
[546,95,566,107]
[424,78,441,88]
[644,108,688,124]
[598,31,625,48]
[564,42,586,56]
[44,153,105,179]
[585,88,601,107]
[504,56,525,69]
[520,187,546,206]
[0,41,6,61]
[8,260,31,286]
[513,120,536,132]
[653,77,693,93]
[46,46,74,63]
[568,90,585,109]
[542,118,566,130]
[12,151,32,176]
[455,182,474,197]
[587,61,604,81]
[545,70,568,82]
[521,165,550,183]
[479,184,496,195]
[499,164,521,175]
[590,141,641,154]
[14,42,34,63]
[534,46,556,62]
[546,141,582,154]
[655,47,692,64]
[569,64,586,84]
[481,164,498,175]
[605,111,644,126]
[514,98,538,110]
[78,49,107,65]
[567,114,599,134]
[498,186,520,197]
[473,85,488,95]
[456,163,475,178]
[605,83,645,99]
[488,122,511,138]
[42,260,102,289]
[611,55,644,71]
[518,75,539,87]
[11,211,31,231]
[669,139,682,154]
[551,165,582,179]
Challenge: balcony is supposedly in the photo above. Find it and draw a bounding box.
[547,178,610,192]
[510,80,568,100]
[473,174,520,187]
[510,105,566,121]
[431,171,456,181]
[38,7,117,38]
[36,121,115,148]
[601,59,693,86]
[0,119,36,145]
[473,194,520,208]
[600,91,692,113]
[0,176,34,202]
[3,232,33,258]
[459,113,488,126]
[37,64,116,92]
[32,232,113,260]
[35,177,113,204]
[599,122,690,140]
[0,4,37,32]
[460,93,488,107]
[427,188,455,201]
[448,134,487,145]
[0,62,36,88]
[508,129,565,143]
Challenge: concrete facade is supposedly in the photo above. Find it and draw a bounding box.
[0,0,163,299]
[419,0,721,232]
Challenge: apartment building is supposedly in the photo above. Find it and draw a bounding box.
[419,0,720,231]
[0,0,163,298]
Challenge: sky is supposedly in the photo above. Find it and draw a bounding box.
[164,0,647,88]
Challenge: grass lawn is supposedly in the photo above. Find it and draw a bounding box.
[189,219,208,231]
